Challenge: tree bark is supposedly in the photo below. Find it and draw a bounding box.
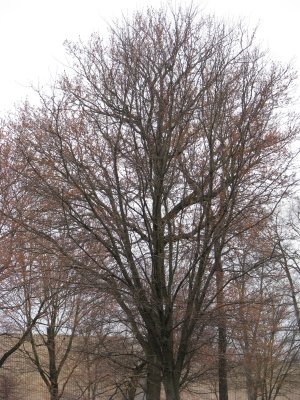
[163,371,180,400]
[146,355,161,400]
[215,242,228,400]
[50,383,59,400]
[47,325,59,400]
[218,324,228,400]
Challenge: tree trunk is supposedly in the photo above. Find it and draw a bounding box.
[50,383,59,400]
[146,355,161,400]
[218,323,228,400]
[245,374,258,400]
[215,242,228,400]
[47,326,59,400]
[163,371,180,400]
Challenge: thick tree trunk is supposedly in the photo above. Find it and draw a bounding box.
[163,372,180,400]
[146,355,161,400]
[218,323,228,400]
[215,242,228,400]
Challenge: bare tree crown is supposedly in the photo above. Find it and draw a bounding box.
[2,7,299,400]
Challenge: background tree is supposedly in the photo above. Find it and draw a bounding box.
[226,221,300,400]
[70,291,143,400]
[0,374,21,400]
[19,249,85,400]
[275,204,300,336]
[0,136,47,368]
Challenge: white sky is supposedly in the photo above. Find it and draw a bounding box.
[0,0,299,115]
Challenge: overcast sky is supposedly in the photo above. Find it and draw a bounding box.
[0,0,299,115]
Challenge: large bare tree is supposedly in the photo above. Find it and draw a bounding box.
[6,7,298,400]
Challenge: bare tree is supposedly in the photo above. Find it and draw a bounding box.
[275,205,300,335]
[70,292,142,400]
[0,374,21,400]
[0,137,49,368]
[231,261,299,400]
[6,6,298,400]
[19,251,84,400]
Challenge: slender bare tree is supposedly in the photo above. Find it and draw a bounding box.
[18,249,85,400]
[231,262,299,400]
